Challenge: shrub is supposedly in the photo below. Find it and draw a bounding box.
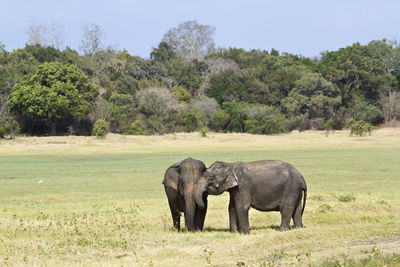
[91,119,110,138]
[172,86,191,102]
[124,120,146,135]
[337,193,357,202]
[244,104,285,134]
[0,117,20,139]
[348,119,373,136]
[199,126,208,137]
[284,115,309,132]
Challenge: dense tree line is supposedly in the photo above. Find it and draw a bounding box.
[1,22,400,136]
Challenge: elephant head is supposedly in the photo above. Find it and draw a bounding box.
[195,161,239,208]
[163,158,207,231]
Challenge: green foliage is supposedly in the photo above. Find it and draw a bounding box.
[221,102,248,132]
[320,248,400,266]
[202,246,214,265]
[8,62,98,134]
[124,120,146,135]
[337,193,357,202]
[107,93,135,133]
[172,85,191,102]
[1,38,400,136]
[244,104,285,134]
[348,95,383,123]
[208,69,272,105]
[150,42,176,62]
[214,109,229,131]
[165,59,208,94]
[0,116,20,139]
[91,119,110,138]
[199,126,208,137]
[348,119,373,136]
[24,44,61,63]
[283,73,342,123]
[180,106,207,132]
[284,115,310,131]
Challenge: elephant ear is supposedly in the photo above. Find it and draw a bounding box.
[224,171,239,190]
[162,162,181,191]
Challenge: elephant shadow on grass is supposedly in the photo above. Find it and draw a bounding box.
[203,224,280,233]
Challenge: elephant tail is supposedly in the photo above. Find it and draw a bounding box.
[301,178,307,216]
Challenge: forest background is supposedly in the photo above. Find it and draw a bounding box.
[1,20,400,137]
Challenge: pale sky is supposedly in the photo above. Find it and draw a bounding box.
[1,0,400,58]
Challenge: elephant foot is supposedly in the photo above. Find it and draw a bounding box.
[279,225,290,232]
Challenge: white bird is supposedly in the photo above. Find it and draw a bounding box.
[38,179,43,184]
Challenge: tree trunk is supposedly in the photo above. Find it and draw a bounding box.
[50,120,57,136]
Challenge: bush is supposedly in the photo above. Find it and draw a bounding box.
[348,119,373,136]
[337,193,357,202]
[123,120,146,135]
[284,115,309,132]
[172,86,191,102]
[199,126,208,137]
[244,104,285,134]
[0,117,20,139]
[91,119,110,138]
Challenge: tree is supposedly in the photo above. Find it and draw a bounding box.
[8,62,98,135]
[24,44,61,63]
[91,119,110,138]
[244,104,285,134]
[0,116,20,139]
[26,20,48,46]
[136,87,183,133]
[162,20,216,59]
[26,20,66,49]
[150,42,176,61]
[165,59,208,95]
[380,91,400,123]
[282,72,342,128]
[80,22,105,55]
[1,47,39,119]
[48,21,66,50]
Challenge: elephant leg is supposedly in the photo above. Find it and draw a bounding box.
[236,207,250,234]
[168,199,181,231]
[229,191,238,232]
[165,186,181,231]
[235,192,251,234]
[292,200,303,228]
[279,201,296,231]
[194,198,207,230]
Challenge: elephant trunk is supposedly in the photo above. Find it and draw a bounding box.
[194,176,208,210]
[184,184,196,231]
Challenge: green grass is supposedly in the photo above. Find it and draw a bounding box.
[0,129,400,266]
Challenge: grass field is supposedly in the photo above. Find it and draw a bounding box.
[0,129,400,266]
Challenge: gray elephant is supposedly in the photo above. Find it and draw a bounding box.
[162,158,208,231]
[195,160,307,234]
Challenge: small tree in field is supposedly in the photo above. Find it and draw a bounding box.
[348,119,373,136]
[92,119,109,138]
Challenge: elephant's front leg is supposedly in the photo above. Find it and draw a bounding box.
[228,190,238,232]
[234,191,251,234]
[165,187,181,231]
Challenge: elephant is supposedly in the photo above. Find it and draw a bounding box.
[195,160,307,234]
[162,157,208,231]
